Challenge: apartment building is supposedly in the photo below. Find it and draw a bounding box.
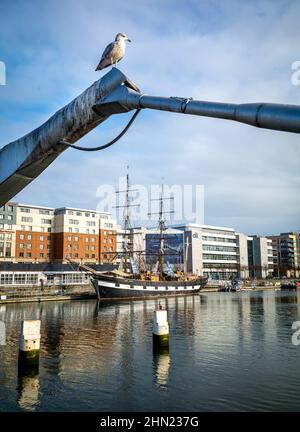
[16,203,55,262]
[0,202,117,264]
[53,207,117,264]
[268,232,299,277]
[0,202,17,260]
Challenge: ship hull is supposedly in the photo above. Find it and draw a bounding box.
[91,276,207,299]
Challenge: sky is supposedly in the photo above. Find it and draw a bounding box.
[0,0,299,235]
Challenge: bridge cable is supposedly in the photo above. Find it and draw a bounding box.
[57,109,141,152]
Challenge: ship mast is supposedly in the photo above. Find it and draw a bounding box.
[115,168,139,274]
[158,184,166,280]
[149,184,174,280]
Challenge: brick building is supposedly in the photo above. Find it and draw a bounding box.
[0,202,117,264]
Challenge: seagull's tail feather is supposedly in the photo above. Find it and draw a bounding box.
[95,60,109,71]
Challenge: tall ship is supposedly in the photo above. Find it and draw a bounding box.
[76,173,207,299]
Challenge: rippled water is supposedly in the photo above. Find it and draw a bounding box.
[1,290,300,412]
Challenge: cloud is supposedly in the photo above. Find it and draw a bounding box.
[0,0,299,235]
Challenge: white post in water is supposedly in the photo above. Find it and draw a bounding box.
[18,320,41,368]
[152,304,169,348]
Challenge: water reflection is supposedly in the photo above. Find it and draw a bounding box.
[17,364,40,411]
[152,346,170,388]
[0,291,300,411]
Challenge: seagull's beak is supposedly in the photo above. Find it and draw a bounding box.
[126,38,131,42]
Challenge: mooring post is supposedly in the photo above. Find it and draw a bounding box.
[152,304,169,348]
[18,320,41,370]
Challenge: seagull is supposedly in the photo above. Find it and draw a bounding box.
[95,33,131,71]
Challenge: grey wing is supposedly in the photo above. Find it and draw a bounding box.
[95,42,115,70]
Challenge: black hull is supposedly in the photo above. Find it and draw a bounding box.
[91,276,207,300]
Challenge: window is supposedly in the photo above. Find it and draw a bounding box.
[85,237,89,242]
[41,218,51,224]
[27,234,32,240]
[92,229,95,234]
[41,227,45,232]
[27,244,32,249]
[40,235,44,241]
[7,225,12,230]
[92,214,95,218]
[104,231,107,235]
[21,216,33,222]
[85,245,89,251]
[75,253,78,258]
[7,205,13,212]
[47,228,51,232]
[69,228,72,233]
[91,254,95,258]
[21,225,25,231]
[40,244,44,250]
[104,223,113,228]
[27,252,32,257]
[74,236,78,242]
[104,238,107,243]
[40,253,44,258]
[91,238,95,242]
[0,224,3,229]
[91,245,95,251]
[75,245,79,250]
[68,210,74,215]
[27,226,32,231]
[104,246,107,251]
[20,207,30,213]
[85,254,89,258]
[86,229,90,234]
[69,219,79,225]
[20,243,24,249]
[5,243,12,256]
[0,215,4,219]
[19,252,24,257]
[20,234,24,240]
[86,221,95,226]
[76,212,82,216]
[85,213,90,217]
[39,209,50,215]
[75,228,79,233]
[7,215,13,221]
[68,236,72,241]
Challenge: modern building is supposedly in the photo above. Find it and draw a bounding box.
[170,224,239,280]
[248,236,274,278]
[0,202,117,264]
[268,232,299,277]
[236,233,252,279]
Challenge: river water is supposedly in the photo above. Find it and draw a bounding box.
[0,290,300,412]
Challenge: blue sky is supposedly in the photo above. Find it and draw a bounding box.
[0,0,299,235]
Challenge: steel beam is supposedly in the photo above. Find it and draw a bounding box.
[0,69,139,206]
[93,85,300,134]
